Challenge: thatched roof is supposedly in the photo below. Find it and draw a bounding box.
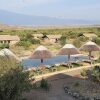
[84,33,97,38]
[0,48,19,61]
[47,35,62,39]
[80,41,100,51]
[0,35,20,41]
[30,45,52,59]
[32,34,43,37]
[58,44,79,55]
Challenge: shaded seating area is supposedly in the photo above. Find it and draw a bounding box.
[21,41,100,77]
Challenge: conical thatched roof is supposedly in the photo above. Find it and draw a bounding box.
[0,48,19,61]
[80,41,100,51]
[58,44,79,55]
[30,45,52,59]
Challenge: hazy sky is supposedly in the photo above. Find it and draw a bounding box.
[0,0,100,20]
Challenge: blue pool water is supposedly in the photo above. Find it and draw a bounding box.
[22,55,89,69]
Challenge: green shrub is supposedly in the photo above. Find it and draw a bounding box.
[77,33,84,37]
[40,78,50,90]
[30,38,40,44]
[72,63,80,67]
[67,31,78,38]
[97,57,100,63]
[0,57,32,100]
[92,37,100,45]
[91,66,100,82]
[17,41,32,48]
[0,43,9,49]
[81,68,87,78]
[78,36,88,42]
[59,35,67,45]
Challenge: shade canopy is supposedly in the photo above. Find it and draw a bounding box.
[0,48,19,61]
[30,45,52,60]
[80,41,100,51]
[80,41,100,59]
[58,44,79,55]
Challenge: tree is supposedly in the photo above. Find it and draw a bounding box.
[59,35,67,46]
[0,57,32,100]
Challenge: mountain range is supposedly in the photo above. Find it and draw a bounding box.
[0,9,100,26]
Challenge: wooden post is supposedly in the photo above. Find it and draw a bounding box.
[89,51,93,66]
[89,51,91,60]
[41,59,43,63]
[68,54,70,61]
[68,54,71,68]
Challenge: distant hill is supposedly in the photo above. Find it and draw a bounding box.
[0,9,100,26]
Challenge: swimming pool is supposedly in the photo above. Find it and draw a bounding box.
[22,55,89,69]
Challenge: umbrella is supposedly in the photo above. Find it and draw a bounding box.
[58,44,79,62]
[30,45,52,64]
[80,41,100,59]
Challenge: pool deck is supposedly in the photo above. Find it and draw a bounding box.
[33,63,100,81]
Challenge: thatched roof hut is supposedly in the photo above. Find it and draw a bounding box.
[0,48,19,61]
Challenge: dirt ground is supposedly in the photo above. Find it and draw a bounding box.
[23,73,75,100]
[23,68,100,100]
[24,67,84,100]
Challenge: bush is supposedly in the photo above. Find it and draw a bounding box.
[67,31,78,38]
[30,38,40,44]
[0,43,9,49]
[78,36,88,42]
[59,35,67,45]
[17,41,32,48]
[77,33,84,37]
[92,37,100,45]
[40,78,50,90]
[97,57,100,63]
[91,66,100,82]
[0,57,32,100]
[81,68,87,78]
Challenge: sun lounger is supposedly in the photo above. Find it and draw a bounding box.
[55,63,60,66]
[45,65,52,68]
[61,62,73,68]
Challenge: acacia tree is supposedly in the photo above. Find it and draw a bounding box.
[0,57,32,100]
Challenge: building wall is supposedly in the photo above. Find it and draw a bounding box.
[0,40,19,45]
[10,40,19,45]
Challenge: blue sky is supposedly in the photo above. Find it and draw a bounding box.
[0,0,100,20]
